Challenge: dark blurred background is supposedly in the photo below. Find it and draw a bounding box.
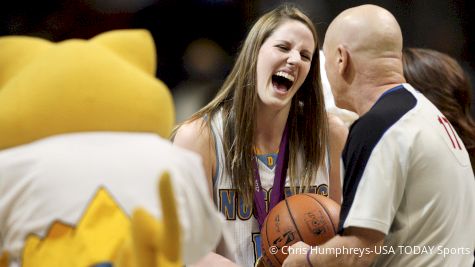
[1,0,474,121]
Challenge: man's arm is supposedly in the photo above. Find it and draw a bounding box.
[282,227,385,267]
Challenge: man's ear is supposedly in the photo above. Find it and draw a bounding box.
[337,45,349,76]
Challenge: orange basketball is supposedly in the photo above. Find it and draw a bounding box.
[260,193,340,267]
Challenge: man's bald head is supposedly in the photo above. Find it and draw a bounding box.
[323,4,406,115]
[324,4,402,58]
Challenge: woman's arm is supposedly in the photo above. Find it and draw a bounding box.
[327,113,349,204]
[173,118,216,196]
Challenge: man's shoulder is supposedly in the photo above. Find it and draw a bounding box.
[350,86,417,138]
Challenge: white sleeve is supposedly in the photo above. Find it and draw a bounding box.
[342,133,408,234]
[167,150,225,264]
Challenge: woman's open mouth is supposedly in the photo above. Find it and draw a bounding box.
[272,71,294,93]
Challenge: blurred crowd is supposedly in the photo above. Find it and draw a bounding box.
[1,0,474,121]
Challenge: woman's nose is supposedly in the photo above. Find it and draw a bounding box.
[287,50,301,65]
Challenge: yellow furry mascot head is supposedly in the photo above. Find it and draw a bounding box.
[0,29,174,150]
[0,30,182,267]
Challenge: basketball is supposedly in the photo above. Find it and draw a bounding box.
[260,193,340,267]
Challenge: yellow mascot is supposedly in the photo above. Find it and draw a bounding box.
[0,30,223,267]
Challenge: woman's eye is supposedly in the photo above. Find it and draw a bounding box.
[301,54,311,61]
[276,45,289,51]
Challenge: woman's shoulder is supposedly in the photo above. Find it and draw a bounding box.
[327,112,349,144]
[173,117,217,182]
[174,118,211,148]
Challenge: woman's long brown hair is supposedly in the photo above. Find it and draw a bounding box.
[172,4,328,205]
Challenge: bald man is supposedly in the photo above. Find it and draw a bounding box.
[283,4,475,267]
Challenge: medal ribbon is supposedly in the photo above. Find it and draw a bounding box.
[253,122,289,230]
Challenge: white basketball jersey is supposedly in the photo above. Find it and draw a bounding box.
[210,112,330,267]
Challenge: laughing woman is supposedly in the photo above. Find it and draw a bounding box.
[172,4,347,267]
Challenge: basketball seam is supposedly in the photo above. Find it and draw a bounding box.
[285,198,304,242]
[284,197,306,265]
[305,193,337,235]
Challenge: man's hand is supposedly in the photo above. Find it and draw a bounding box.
[282,241,311,267]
